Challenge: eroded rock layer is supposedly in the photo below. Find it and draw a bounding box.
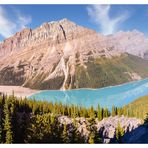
[0,19,147,89]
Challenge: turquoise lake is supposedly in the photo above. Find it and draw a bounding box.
[29,78,148,110]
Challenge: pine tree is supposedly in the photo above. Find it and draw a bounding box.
[57,120,65,143]
[144,113,148,121]
[111,106,117,117]
[0,99,3,143]
[88,132,94,144]
[26,113,52,143]
[0,120,2,143]
[0,95,5,143]
[3,99,13,144]
[122,107,127,116]
[117,108,123,116]
[19,113,28,143]
[61,123,69,143]
[116,122,124,143]
[71,119,85,143]
[144,113,148,127]
[87,118,95,144]
[71,119,78,143]
[94,130,102,143]
[50,115,61,143]
[103,108,110,118]
[89,106,95,119]
[97,104,102,121]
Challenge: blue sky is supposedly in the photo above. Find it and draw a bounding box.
[0,5,148,41]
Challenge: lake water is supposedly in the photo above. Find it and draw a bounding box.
[29,78,148,110]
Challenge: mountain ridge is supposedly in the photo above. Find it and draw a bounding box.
[0,18,147,90]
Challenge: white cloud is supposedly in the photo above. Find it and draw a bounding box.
[0,6,32,38]
[17,14,32,29]
[87,5,129,35]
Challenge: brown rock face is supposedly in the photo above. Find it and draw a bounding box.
[0,18,147,90]
[105,30,148,59]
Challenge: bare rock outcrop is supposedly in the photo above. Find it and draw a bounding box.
[57,115,143,143]
[105,30,148,59]
[95,116,142,143]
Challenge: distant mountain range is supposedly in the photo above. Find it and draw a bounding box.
[0,18,148,90]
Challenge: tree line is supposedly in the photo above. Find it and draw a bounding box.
[0,94,147,143]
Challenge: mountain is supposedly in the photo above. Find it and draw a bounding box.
[0,18,148,90]
[105,30,148,59]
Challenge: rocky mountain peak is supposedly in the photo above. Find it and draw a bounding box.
[0,19,147,90]
[40,18,77,29]
[0,18,98,58]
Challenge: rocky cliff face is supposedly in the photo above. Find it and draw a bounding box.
[58,115,144,143]
[0,18,147,90]
[105,30,148,59]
